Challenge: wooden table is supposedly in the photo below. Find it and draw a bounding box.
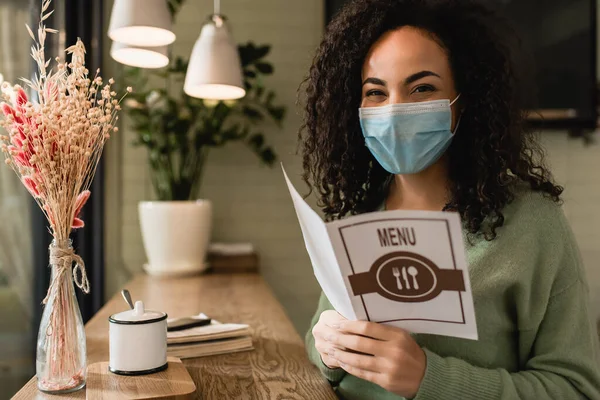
[13,274,336,400]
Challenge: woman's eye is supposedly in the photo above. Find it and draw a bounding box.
[412,85,435,94]
[366,89,386,97]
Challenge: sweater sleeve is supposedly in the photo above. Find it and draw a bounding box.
[414,280,600,400]
[305,292,347,385]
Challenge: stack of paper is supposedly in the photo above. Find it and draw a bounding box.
[167,314,253,359]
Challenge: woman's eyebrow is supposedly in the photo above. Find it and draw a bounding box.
[362,77,387,86]
[362,71,441,87]
[404,70,441,85]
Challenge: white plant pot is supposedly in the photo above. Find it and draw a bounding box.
[139,200,212,277]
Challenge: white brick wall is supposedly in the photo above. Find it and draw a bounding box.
[104,0,325,333]
[541,132,600,321]
[103,0,600,334]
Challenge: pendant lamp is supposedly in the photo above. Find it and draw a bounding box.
[108,0,175,47]
[110,41,169,69]
[184,0,245,100]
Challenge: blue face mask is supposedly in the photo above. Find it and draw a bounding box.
[359,95,461,175]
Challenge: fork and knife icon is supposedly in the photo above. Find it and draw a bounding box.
[392,266,419,291]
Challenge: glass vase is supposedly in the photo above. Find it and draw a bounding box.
[36,239,87,393]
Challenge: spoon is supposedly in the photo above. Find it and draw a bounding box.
[121,289,134,310]
[407,266,419,290]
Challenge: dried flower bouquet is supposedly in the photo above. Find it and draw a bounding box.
[0,0,129,392]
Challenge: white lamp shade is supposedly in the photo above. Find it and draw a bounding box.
[108,0,175,47]
[184,20,246,100]
[110,41,169,69]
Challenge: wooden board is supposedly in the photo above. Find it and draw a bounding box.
[86,357,196,400]
[12,274,336,400]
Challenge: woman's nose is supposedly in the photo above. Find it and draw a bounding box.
[387,91,406,105]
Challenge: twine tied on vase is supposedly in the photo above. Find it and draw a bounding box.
[42,244,90,305]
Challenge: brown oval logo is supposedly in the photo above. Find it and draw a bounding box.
[373,252,438,302]
[348,251,466,302]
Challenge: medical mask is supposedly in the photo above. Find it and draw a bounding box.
[359,95,461,174]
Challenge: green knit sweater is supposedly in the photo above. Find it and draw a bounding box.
[306,190,600,399]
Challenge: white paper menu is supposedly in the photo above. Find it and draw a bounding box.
[283,166,477,340]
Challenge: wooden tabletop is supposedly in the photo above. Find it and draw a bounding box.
[12,273,336,400]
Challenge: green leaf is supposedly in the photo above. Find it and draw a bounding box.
[265,91,275,105]
[248,133,265,148]
[254,45,271,60]
[167,0,186,19]
[255,62,273,74]
[242,106,263,121]
[268,106,286,122]
[255,85,265,98]
[149,149,161,162]
[260,148,277,165]
[238,42,271,66]
[167,56,188,74]
[141,132,153,143]
[238,45,252,67]
[175,56,187,70]
[237,126,250,139]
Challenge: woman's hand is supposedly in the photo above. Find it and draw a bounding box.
[326,320,427,398]
[311,310,348,369]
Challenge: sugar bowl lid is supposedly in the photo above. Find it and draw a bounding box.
[109,300,167,325]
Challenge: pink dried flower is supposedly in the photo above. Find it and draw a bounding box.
[72,190,90,229]
[1,102,23,124]
[7,144,32,168]
[11,130,24,147]
[15,87,27,108]
[23,175,40,197]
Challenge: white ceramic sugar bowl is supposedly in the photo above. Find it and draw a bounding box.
[109,300,168,375]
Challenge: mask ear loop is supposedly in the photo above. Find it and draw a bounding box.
[452,113,463,135]
[450,94,462,134]
[450,93,461,106]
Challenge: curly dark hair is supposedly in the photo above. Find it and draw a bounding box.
[298,0,563,240]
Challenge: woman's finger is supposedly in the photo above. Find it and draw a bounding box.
[338,360,384,386]
[330,348,380,373]
[321,354,341,369]
[313,323,341,342]
[320,310,347,325]
[338,320,406,341]
[326,331,384,356]
[315,337,343,355]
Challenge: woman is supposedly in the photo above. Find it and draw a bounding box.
[300,0,600,399]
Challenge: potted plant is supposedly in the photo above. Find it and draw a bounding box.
[123,44,285,276]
